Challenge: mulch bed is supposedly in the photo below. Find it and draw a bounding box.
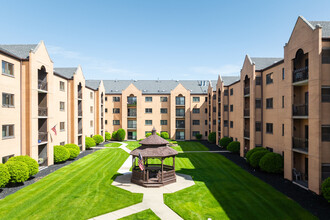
[200,140,330,220]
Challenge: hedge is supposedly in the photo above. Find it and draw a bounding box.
[54,145,70,163]
[219,137,232,148]
[105,132,111,141]
[227,141,240,154]
[146,133,152,138]
[93,134,104,145]
[65,144,80,159]
[85,136,96,149]
[161,132,169,139]
[112,131,118,140]
[5,161,29,183]
[208,132,216,144]
[8,155,39,177]
[321,177,330,203]
[116,129,126,141]
[195,134,202,140]
[0,164,10,187]
[249,150,269,168]
[259,152,283,173]
[246,147,265,164]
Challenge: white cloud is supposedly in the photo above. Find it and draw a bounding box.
[190,64,240,76]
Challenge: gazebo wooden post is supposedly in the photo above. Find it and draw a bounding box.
[173,156,175,170]
[132,156,134,171]
[161,158,164,182]
[146,157,149,182]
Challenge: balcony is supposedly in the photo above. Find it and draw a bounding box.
[176,121,185,129]
[244,130,250,138]
[218,112,221,118]
[78,90,82,99]
[38,131,48,143]
[78,110,82,117]
[127,97,137,107]
[78,128,83,135]
[38,107,48,117]
[128,113,137,118]
[244,109,250,117]
[292,104,308,118]
[101,112,104,117]
[293,67,308,84]
[244,87,250,96]
[218,97,221,103]
[292,137,308,153]
[38,80,47,91]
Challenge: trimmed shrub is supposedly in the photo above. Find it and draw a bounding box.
[227,141,240,154]
[246,147,265,164]
[208,132,216,144]
[5,161,29,183]
[195,134,202,140]
[161,132,169,139]
[249,150,269,168]
[85,136,96,149]
[321,177,330,203]
[65,144,80,159]
[219,137,232,148]
[146,133,152,138]
[8,155,39,177]
[0,164,10,187]
[93,134,104,145]
[54,145,70,163]
[105,132,111,141]
[117,129,126,141]
[259,152,283,173]
[156,132,160,136]
[112,131,118,140]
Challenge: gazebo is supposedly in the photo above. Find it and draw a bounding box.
[130,128,178,187]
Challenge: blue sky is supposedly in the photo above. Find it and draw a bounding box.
[1,0,330,80]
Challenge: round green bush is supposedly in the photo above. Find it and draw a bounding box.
[0,164,10,187]
[54,145,70,163]
[321,177,330,203]
[195,134,202,140]
[5,161,29,183]
[156,132,160,136]
[105,132,111,141]
[208,132,216,143]
[219,137,232,148]
[249,150,269,168]
[65,144,80,159]
[227,141,240,154]
[246,147,265,164]
[117,129,126,141]
[161,132,169,139]
[259,152,283,173]
[112,131,118,140]
[93,134,104,145]
[8,155,39,177]
[146,133,152,138]
[85,136,96,149]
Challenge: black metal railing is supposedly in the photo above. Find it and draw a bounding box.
[218,112,221,117]
[101,112,104,117]
[293,67,308,83]
[128,113,137,117]
[78,90,82,99]
[127,99,137,106]
[244,130,250,138]
[38,107,48,117]
[292,137,308,152]
[292,104,308,117]
[176,121,185,129]
[244,109,250,117]
[244,87,250,96]
[38,80,47,91]
[218,97,221,102]
[322,94,330,102]
[78,110,82,116]
[38,132,48,143]
[78,128,82,134]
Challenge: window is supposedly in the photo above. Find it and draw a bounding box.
[2,93,14,107]
[224,120,228,127]
[230,88,233,96]
[60,81,65,91]
[193,120,200,125]
[282,124,284,136]
[224,90,228,96]
[205,108,208,113]
[145,97,152,102]
[322,49,330,64]
[213,107,216,112]
[145,120,152,125]
[282,96,285,108]
[205,120,208,125]
[205,97,208,102]
[192,108,200,114]
[2,61,14,76]
[282,68,285,80]
[160,108,167,114]
[113,97,120,102]
[60,122,65,131]
[230,121,233,128]
[213,95,216,100]
[160,97,168,102]
[256,76,261,85]
[113,108,120,114]
[266,73,273,84]
[90,106,93,113]
[321,87,330,102]
[256,122,261,131]
[161,120,167,125]
[213,120,216,125]
[113,120,120,125]
[176,108,185,116]
[176,97,185,105]
[255,99,261,108]
[90,92,93,99]
[205,131,208,137]
[224,105,228,111]
[128,120,137,128]
[322,164,330,181]
[230,105,233,112]
[322,125,330,142]
[145,108,152,113]
[266,98,273,109]
[2,125,14,138]
[105,108,108,113]
[193,97,200,102]
[266,123,273,134]
[2,154,14,163]
[60,101,65,111]
[105,120,107,125]
[90,120,93,127]
[192,131,200,137]
[105,97,108,101]
[60,142,65,146]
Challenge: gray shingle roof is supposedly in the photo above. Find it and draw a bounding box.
[222,76,240,86]
[250,57,283,70]
[85,80,101,90]
[309,21,330,37]
[0,44,37,59]
[54,67,77,79]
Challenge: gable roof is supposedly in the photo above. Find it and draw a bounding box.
[54,67,77,79]
[85,80,101,90]
[0,44,38,59]
[222,76,240,86]
[309,21,330,37]
[250,57,283,71]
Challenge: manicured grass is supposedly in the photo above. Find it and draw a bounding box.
[119,209,160,220]
[104,142,122,148]
[164,152,316,220]
[124,141,141,150]
[171,141,208,152]
[0,148,143,220]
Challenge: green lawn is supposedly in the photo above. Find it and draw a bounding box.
[164,152,316,220]
[104,142,122,148]
[171,141,208,152]
[124,141,141,150]
[0,148,143,220]
[119,209,160,220]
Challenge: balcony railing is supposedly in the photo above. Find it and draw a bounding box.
[38,107,48,117]
[101,112,104,117]
[78,128,82,134]
[38,132,48,143]
[218,112,221,117]
[176,122,185,129]
[128,125,137,129]
[293,67,308,83]
[292,137,308,153]
[78,90,82,99]
[244,109,250,117]
[127,101,137,106]
[244,87,250,96]
[244,130,250,138]
[78,110,82,116]
[38,80,47,91]
[128,113,137,117]
[292,104,308,117]
[218,97,221,103]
